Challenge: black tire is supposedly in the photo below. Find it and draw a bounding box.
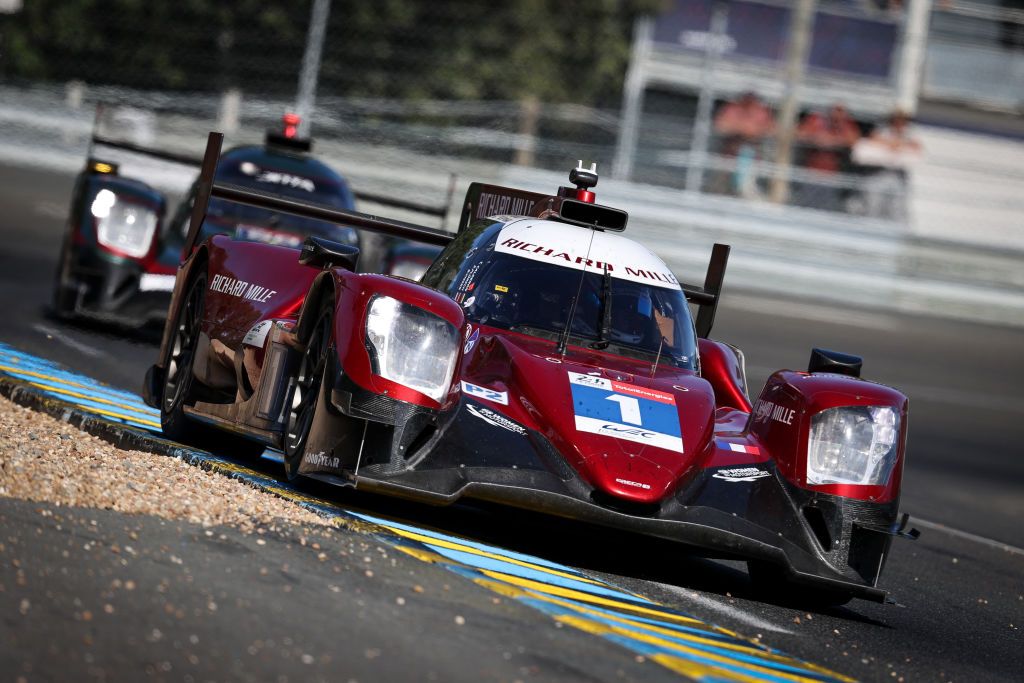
[159,270,264,459]
[747,560,854,608]
[52,238,77,320]
[282,303,333,481]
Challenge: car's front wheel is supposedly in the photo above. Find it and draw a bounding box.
[282,302,333,481]
[160,271,207,443]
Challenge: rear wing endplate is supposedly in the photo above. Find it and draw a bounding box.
[680,243,730,339]
[181,132,727,336]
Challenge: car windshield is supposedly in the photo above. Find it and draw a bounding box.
[447,247,697,369]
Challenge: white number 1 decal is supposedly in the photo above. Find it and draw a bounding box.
[606,395,642,425]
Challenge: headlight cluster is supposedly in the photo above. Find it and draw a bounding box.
[365,295,459,402]
[91,189,158,259]
[807,406,899,486]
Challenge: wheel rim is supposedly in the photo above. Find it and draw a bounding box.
[163,278,204,414]
[285,312,331,456]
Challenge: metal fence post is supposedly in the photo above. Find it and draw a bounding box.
[295,0,332,138]
[769,0,816,205]
[896,0,933,115]
[612,17,653,181]
[218,88,241,134]
[685,2,729,195]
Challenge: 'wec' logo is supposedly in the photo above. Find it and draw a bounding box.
[599,424,657,439]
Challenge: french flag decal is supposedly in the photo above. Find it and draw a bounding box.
[716,440,761,456]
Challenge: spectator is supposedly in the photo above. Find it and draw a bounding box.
[852,110,923,221]
[712,92,775,198]
[792,104,861,210]
[796,104,862,174]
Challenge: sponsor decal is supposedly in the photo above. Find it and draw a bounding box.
[455,263,481,295]
[242,320,273,348]
[463,296,475,308]
[209,274,277,303]
[476,191,536,219]
[139,273,176,292]
[305,451,340,469]
[715,439,761,456]
[463,326,479,354]
[494,284,509,293]
[239,161,315,193]
[499,237,615,272]
[753,399,796,426]
[460,381,508,405]
[568,371,683,453]
[712,467,771,483]
[235,225,304,248]
[609,380,674,404]
[494,226,680,290]
[569,372,609,389]
[466,404,526,435]
[615,478,651,490]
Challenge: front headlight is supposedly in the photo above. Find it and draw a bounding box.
[92,189,158,259]
[807,406,899,486]
[365,295,459,402]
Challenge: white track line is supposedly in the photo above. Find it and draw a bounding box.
[32,324,108,360]
[654,582,794,634]
[913,518,1024,557]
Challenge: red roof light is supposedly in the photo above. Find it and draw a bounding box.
[282,113,301,139]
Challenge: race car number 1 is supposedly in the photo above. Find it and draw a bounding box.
[568,372,684,453]
[606,394,642,424]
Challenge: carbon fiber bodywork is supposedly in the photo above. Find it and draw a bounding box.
[305,384,896,603]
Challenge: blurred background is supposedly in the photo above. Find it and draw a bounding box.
[0,0,1021,324]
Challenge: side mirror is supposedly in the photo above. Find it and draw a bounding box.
[808,348,862,378]
[299,236,360,272]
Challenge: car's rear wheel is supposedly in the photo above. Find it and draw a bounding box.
[747,560,853,608]
[160,271,264,458]
[282,302,333,481]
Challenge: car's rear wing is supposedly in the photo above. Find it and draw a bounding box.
[183,132,728,336]
[87,107,454,223]
[181,132,455,257]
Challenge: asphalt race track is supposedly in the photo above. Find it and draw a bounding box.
[1,163,1022,681]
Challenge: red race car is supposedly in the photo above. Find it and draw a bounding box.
[144,133,916,606]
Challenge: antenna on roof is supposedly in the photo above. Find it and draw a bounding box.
[568,161,599,204]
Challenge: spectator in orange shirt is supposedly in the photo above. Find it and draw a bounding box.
[797,104,862,174]
[712,92,776,197]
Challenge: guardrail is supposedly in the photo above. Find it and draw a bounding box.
[0,86,1021,327]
